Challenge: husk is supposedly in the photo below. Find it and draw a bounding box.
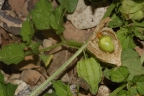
[87,17,122,66]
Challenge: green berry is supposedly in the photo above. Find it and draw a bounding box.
[98,35,114,53]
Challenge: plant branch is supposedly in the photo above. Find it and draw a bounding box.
[39,40,83,52]
[102,0,117,19]
[30,41,89,96]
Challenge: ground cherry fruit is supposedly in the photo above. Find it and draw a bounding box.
[98,35,114,53]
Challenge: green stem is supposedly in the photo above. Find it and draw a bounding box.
[102,0,116,19]
[39,42,64,52]
[39,41,83,52]
[64,41,83,48]
[109,83,127,96]
[30,41,89,96]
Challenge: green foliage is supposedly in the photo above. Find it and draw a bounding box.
[108,13,123,28]
[128,86,138,96]
[116,27,136,49]
[121,49,144,80]
[131,75,144,95]
[29,42,40,54]
[110,66,129,83]
[136,82,144,95]
[117,90,128,96]
[0,43,25,64]
[20,15,34,45]
[49,5,65,34]
[103,68,111,80]
[39,54,53,67]
[104,66,129,83]
[52,80,72,96]
[1,0,144,95]
[58,0,78,13]
[31,0,51,30]
[133,21,144,40]
[77,57,102,95]
[0,71,18,96]
[119,0,144,21]
[140,54,144,64]
[132,75,144,83]
[31,0,65,34]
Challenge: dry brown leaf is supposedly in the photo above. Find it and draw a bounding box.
[87,17,122,66]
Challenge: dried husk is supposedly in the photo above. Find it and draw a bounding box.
[87,17,122,66]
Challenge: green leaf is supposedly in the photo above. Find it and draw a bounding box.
[117,90,128,96]
[20,15,34,45]
[132,21,144,40]
[129,86,139,96]
[121,49,144,80]
[52,80,72,96]
[29,42,40,54]
[0,71,18,96]
[31,0,51,30]
[134,27,144,40]
[131,75,144,95]
[140,55,144,64]
[103,68,111,80]
[58,0,78,13]
[0,43,25,64]
[116,27,136,49]
[119,0,144,21]
[136,82,144,95]
[49,5,65,34]
[77,57,102,95]
[132,75,144,83]
[108,13,123,28]
[39,54,53,67]
[31,0,65,34]
[110,66,129,83]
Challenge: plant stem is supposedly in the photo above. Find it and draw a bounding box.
[102,0,116,19]
[30,41,89,96]
[39,42,64,52]
[39,40,83,52]
[64,41,83,48]
[109,83,127,96]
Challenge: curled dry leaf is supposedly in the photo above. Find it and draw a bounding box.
[87,17,122,66]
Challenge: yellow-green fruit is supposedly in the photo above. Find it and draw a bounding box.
[98,35,114,53]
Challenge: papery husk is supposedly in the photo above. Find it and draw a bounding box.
[87,17,122,66]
